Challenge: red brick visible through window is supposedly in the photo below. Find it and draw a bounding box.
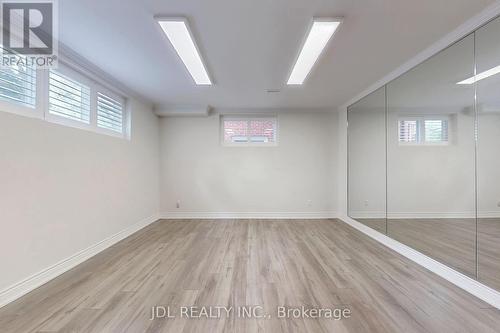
[224,119,275,143]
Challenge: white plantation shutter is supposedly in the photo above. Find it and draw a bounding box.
[49,70,91,123]
[399,117,449,144]
[97,92,123,133]
[0,47,36,107]
[424,119,448,143]
[398,120,418,143]
[0,58,129,138]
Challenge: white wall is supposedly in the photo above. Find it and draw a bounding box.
[337,107,348,217]
[0,99,160,293]
[347,88,387,218]
[348,109,386,218]
[478,113,500,216]
[159,111,338,217]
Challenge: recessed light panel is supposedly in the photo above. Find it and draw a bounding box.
[287,19,342,85]
[457,65,500,85]
[157,18,212,85]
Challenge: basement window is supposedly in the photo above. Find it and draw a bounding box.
[48,69,91,124]
[398,116,449,145]
[0,45,128,139]
[97,91,124,133]
[0,46,36,109]
[221,116,278,146]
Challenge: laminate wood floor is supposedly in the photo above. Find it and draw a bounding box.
[389,218,476,278]
[1,219,499,333]
[356,217,500,291]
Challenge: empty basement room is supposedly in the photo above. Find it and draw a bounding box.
[3,1,500,333]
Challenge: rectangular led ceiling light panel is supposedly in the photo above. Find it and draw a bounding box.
[157,17,212,85]
[457,65,500,85]
[287,18,342,85]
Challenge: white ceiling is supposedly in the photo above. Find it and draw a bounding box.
[351,15,500,113]
[59,0,495,111]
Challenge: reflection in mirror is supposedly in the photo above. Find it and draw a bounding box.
[386,34,476,277]
[348,87,386,233]
[476,16,500,291]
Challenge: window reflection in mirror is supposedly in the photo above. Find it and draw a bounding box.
[386,34,476,277]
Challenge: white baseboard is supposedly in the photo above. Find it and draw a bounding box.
[387,212,476,219]
[0,213,160,308]
[349,211,500,219]
[160,211,338,219]
[349,211,386,219]
[478,212,500,219]
[339,214,500,309]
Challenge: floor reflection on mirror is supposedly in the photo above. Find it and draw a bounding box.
[355,219,386,234]
[387,218,476,278]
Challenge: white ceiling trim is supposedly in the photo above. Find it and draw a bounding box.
[154,105,211,117]
[215,107,336,115]
[155,106,336,117]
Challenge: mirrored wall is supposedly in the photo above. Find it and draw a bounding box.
[348,16,500,291]
[348,87,387,234]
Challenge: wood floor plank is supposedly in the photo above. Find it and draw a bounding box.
[0,219,499,333]
[357,217,500,291]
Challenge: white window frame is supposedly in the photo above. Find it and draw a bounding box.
[45,64,94,131]
[0,49,44,119]
[398,115,450,146]
[94,85,128,138]
[220,115,279,147]
[0,59,129,139]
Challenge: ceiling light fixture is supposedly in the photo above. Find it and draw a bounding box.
[156,17,212,85]
[287,18,342,85]
[457,65,500,85]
